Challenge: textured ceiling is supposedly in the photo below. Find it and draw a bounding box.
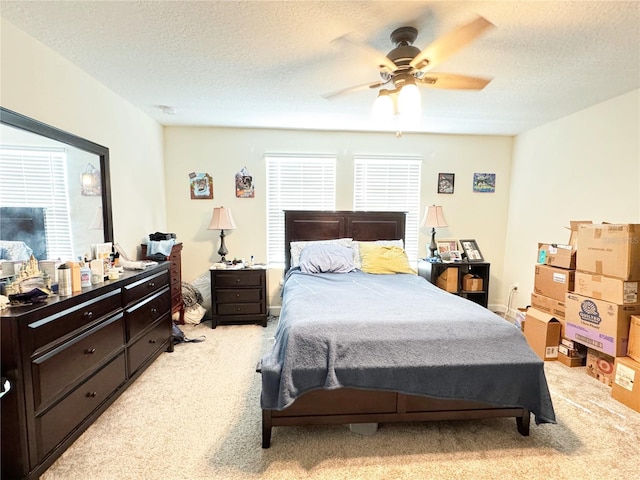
[1,1,639,135]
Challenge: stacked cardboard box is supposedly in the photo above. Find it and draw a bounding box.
[563,224,640,411]
[524,225,586,362]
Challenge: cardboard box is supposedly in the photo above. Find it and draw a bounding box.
[565,293,640,357]
[574,271,638,304]
[567,220,592,250]
[523,308,562,361]
[436,267,458,293]
[586,349,615,386]
[576,223,640,280]
[462,273,483,291]
[531,292,566,319]
[538,243,576,270]
[612,356,640,412]
[628,315,640,362]
[534,265,575,302]
[558,351,586,367]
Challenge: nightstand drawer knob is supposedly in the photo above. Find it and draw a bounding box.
[236,293,240,298]
[236,278,241,283]
[237,307,241,311]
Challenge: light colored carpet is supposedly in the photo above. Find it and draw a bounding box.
[42,317,640,480]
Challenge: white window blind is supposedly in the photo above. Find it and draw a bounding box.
[0,146,74,260]
[266,154,336,266]
[353,155,422,261]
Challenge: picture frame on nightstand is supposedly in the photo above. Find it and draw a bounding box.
[460,239,484,262]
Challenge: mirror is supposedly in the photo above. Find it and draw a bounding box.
[0,107,113,262]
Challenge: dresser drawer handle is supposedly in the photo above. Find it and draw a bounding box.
[86,392,97,398]
[83,311,93,319]
[149,339,157,344]
[236,307,241,312]
[236,278,241,283]
[236,293,240,298]
[148,282,155,288]
[85,348,96,354]
[151,307,157,314]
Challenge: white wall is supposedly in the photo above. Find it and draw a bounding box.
[164,127,513,309]
[503,89,640,317]
[0,19,166,259]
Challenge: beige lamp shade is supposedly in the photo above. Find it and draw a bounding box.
[422,205,448,228]
[208,206,237,231]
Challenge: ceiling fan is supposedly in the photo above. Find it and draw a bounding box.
[323,15,496,114]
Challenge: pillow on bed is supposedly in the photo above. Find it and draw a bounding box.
[352,239,404,269]
[358,243,416,274]
[290,238,352,267]
[298,244,356,274]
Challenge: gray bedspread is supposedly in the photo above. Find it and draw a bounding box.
[259,270,556,425]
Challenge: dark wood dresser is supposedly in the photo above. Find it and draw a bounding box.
[210,267,268,328]
[141,242,184,323]
[0,264,172,480]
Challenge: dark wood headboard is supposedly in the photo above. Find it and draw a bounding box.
[284,210,406,271]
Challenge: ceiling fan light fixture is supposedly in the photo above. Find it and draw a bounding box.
[372,89,395,120]
[397,83,421,121]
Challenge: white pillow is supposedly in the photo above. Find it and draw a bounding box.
[352,240,404,269]
[290,238,352,267]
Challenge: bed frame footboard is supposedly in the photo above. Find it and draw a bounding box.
[261,389,530,448]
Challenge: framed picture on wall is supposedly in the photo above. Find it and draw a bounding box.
[472,173,496,193]
[189,172,213,199]
[460,239,484,262]
[438,173,455,194]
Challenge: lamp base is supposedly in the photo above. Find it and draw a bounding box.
[218,230,229,262]
[428,228,438,258]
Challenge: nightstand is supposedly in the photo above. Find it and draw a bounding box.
[210,267,268,328]
[418,260,490,308]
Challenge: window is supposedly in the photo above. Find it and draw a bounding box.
[265,154,336,267]
[0,146,74,260]
[353,155,422,261]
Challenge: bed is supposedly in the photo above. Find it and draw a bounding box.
[258,210,555,448]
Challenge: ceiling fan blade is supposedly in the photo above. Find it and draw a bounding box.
[322,80,386,100]
[332,33,398,74]
[410,16,495,72]
[417,73,492,90]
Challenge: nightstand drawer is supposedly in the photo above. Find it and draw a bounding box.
[217,303,263,316]
[215,271,263,287]
[216,288,262,304]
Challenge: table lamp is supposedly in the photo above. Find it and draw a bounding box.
[422,205,448,259]
[208,206,237,262]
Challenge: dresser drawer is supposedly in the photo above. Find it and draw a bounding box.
[123,269,169,306]
[217,303,263,316]
[29,289,121,353]
[127,314,170,375]
[215,271,263,287]
[216,288,262,304]
[36,353,126,459]
[31,314,125,411]
[125,287,170,341]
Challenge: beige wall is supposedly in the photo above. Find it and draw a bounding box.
[164,127,513,309]
[503,89,640,317]
[1,19,166,259]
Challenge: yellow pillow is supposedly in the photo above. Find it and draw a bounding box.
[358,243,416,275]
